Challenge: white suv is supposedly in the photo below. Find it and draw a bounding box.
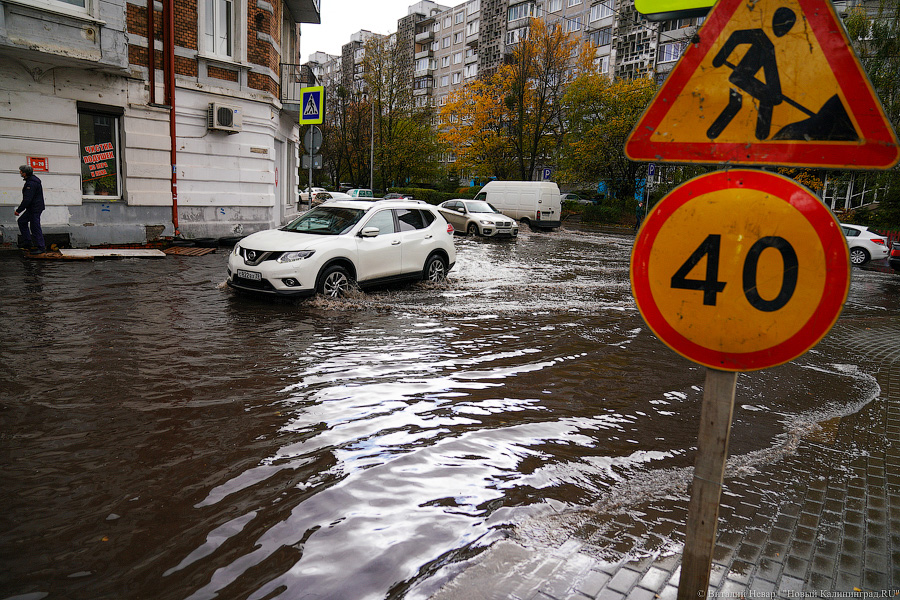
[227,199,456,297]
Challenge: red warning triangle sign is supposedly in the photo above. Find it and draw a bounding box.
[626,0,899,169]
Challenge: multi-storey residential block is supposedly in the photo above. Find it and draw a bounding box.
[1,0,320,247]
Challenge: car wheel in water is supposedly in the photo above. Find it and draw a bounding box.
[424,254,448,283]
[849,247,869,266]
[467,223,479,236]
[519,218,533,232]
[317,265,353,297]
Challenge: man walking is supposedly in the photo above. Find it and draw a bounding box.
[634,201,645,233]
[15,165,45,254]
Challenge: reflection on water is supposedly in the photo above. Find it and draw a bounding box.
[0,229,889,600]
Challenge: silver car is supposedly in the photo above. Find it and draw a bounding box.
[438,199,519,238]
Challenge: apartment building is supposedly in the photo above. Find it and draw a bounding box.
[1,0,320,248]
[305,0,697,112]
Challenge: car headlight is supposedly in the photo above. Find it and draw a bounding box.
[277,250,316,263]
[479,220,495,226]
[232,244,241,256]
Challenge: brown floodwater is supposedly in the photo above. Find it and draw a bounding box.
[0,227,893,600]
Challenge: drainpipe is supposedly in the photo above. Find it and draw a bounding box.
[147,0,156,104]
[164,0,179,236]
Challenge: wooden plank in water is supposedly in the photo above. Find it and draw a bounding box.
[163,246,217,256]
[60,249,167,259]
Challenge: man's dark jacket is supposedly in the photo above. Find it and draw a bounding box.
[17,174,45,213]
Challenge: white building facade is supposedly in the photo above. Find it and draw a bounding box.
[0,0,320,248]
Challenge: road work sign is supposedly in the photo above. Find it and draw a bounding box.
[300,86,325,125]
[626,0,899,169]
[630,170,849,372]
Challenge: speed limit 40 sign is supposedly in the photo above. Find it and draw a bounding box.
[631,169,850,372]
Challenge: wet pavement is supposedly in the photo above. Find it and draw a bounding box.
[0,225,897,600]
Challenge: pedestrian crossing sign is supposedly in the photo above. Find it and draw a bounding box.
[625,0,899,169]
[300,86,325,125]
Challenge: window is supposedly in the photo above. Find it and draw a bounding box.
[465,63,478,78]
[467,0,480,14]
[589,26,612,45]
[444,16,451,27]
[79,108,122,199]
[455,11,465,23]
[508,2,536,22]
[364,210,397,235]
[441,75,449,87]
[204,0,234,58]
[397,209,429,231]
[590,0,613,21]
[566,15,582,32]
[442,56,450,67]
[598,55,609,73]
[567,0,582,6]
[432,41,440,51]
[467,19,479,35]
[659,42,684,63]
[453,51,463,64]
[549,0,562,11]
[454,32,463,44]
[442,36,451,48]
[452,72,461,84]
[506,27,528,44]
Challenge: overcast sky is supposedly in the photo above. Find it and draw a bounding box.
[300,0,429,62]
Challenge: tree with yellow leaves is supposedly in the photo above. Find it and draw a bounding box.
[439,18,594,182]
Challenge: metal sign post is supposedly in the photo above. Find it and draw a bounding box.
[303,126,322,206]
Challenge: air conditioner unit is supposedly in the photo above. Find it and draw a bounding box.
[208,103,242,133]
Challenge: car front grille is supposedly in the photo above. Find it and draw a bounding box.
[239,248,279,266]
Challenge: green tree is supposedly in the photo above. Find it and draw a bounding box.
[560,74,657,204]
[363,36,441,190]
[844,1,900,227]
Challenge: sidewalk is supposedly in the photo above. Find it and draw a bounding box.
[434,313,900,600]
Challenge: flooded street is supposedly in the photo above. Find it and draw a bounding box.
[1,227,895,600]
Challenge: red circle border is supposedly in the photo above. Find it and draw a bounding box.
[630,169,850,371]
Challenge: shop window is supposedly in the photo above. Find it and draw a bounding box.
[79,108,122,199]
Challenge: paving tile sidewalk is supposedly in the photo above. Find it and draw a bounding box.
[434,316,900,600]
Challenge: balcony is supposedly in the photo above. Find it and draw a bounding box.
[416,30,435,42]
[415,49,433,60]
[283,0,321,24]
[279,63,313,113]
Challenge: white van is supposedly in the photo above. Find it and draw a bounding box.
[473,181,562,231]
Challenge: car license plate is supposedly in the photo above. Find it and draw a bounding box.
[236,269,261,281]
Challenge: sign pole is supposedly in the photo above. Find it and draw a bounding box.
[677,368,738,600]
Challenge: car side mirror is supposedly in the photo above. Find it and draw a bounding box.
[457,208,466,213]
[360,227,380,238]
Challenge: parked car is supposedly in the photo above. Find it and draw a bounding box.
[438,199,519,238]
[347,188,375,199]
[841,223,889,265]
[889,241,900,272]
[383,192,412,200]
[311,191,351,206]
[299,186,327,204]
[473,181,561,231]
[227,199,456,297]
[562,193,593,205]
